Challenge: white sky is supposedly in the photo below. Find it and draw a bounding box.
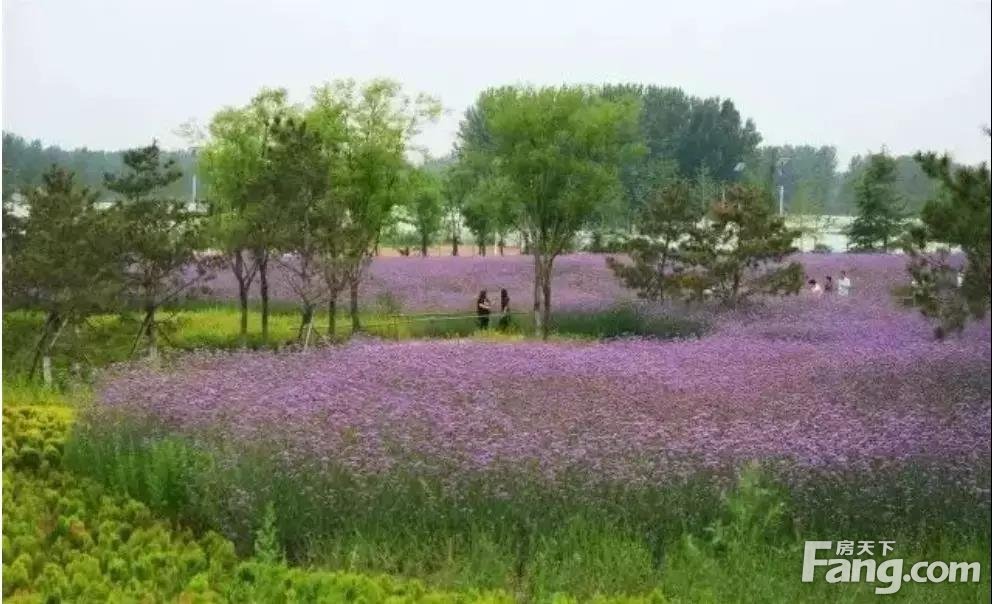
[3,0,991,166]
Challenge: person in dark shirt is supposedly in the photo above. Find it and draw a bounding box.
[498,289,511,330]
[824,275,834,293]
[476,290,492,329]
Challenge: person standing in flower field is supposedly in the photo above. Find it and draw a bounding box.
[838,271,852,297]
[824,275,834,293]
[498,289,511,330]
[476,290,492,329]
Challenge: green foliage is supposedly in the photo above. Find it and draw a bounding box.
[834,152,944,215]
[4,405,673,602]
[2,131,200,202]
[402,167,446,256]
[846,151,907,251]
[903,144,991,337]
[747,145,837,211]
[199,88,293,343]
[101,141,211,360]
[254,502,285,564]
[465,84,639,337]
[2,167,121,382]
[607,179,705,301]
[615,184,803,305]
[608,84,761,183]
[461,175,516,255]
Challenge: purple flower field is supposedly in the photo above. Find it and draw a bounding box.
[200,253,634,312]
[95,253,991,500]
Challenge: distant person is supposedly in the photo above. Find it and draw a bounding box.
[824,276,834,293]
[808,279,823,295]
[838,271,852,297]
[476,290,492,329]
[498,289,511,330]
[957,270,964,288]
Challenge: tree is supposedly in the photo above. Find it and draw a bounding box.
[471,85,639,338]
[403,168,444,256]
[747,145,838,213]
[639,86,761,181]
[105,143,209,360]
[904,141,990,338]
[846,151,906,251]
[441,161,472,256]
[789,178,835,251]
[834,153,941,215]
[2,167,119,384]
[263,116,331,347]
[316,79,440,331]
[199,88,295,344]
[3,131,200,202]
[676,184,803,305]
[606,178,705,301]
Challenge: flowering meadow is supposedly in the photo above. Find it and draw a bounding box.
[67,253,991,598]
[200,253,635,312]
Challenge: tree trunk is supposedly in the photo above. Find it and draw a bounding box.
[498,236,505,256]
[258,251,270,343]
[421,233,429,257]
[541,264,553,341]
[350,279,361,332]
[298,303,314,349]
[235,250,249,348]
[451,233,459,256]
[29,312,57,382]
[145,305,158,361]
[42,356,53,388]
[532,255,542,337]
[328,291,338,339]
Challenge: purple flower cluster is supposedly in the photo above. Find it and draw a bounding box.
[95,254,991,498]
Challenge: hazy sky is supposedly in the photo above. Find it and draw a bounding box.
[3,0,991,166]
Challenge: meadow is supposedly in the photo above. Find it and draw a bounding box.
[6,252,985,601]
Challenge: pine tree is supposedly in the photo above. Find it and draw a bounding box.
[904,137,990,338]
[847,151,906,251]
[105,142,209,359]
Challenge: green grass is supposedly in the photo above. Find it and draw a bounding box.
[2,304,704,386]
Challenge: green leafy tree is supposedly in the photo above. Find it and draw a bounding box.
[200,88,294,344]
[441,161,473,256]
[263,116,331,347]
[199,88,294,345]
[2,167,120,384]
[677,184,803,305]
[316,79,440,331]
[105,143,208,360]
[403,168,444,256]
[904,141,990,338]
[471,85,639,338]
[846,151,906,251]
[746,145,838,214]
[606,178,705,301]
[788,179,835,251]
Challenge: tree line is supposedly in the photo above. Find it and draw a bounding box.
[3,80,988,375]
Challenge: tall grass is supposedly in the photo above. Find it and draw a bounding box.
[64,418,990,600]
